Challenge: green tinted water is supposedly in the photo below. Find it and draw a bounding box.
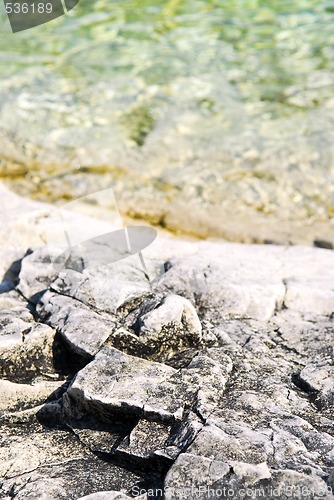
[2,0,334,104]
[0,0,334,242]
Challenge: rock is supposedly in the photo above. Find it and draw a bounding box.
[68,423,124,455]
[0,379,63,413]
[38,291,116,359]
[49,260,153,315]
[139,294,202,337]
[296,364,334,412]
[284,278,334,316]
[157,243,334,322]
[63,346,194,424]
[103,326,148,358]
[117,419,173,462]
[183,350,233,419]
[164,453,231,500]
[0,304,34,349]
[58,345,233,488]
[0,289,28,309]
[271,309,334,362]
[165,453,333,499]
[17,247,58,303]
[269,470,334,500]
[157,247,286,322]
[0,319,56,383]
[166,411,203,457]
[135,294,202,360]
[63,346,233,426]
[1,184,334,499]
[298,364,334,393]
[185,419,272,464]
[164,415,333,499]
[78,493,147,500]
[0,409,145,500]
[161,341,334,498]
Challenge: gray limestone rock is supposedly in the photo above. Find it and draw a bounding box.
[0,305,34,349]
[134,293,203,361]
[1,184,334,499]
[0,319,56,383]
[117,419,173,461]
[0,379,63,413]
[49,260,153,316]
[156,246,286,322]
[38,290,116,359]
[164,452,333,499]
[17,247,58,303]
[0,409,145,500]
[63,346,194,424]
[63,346,233,426]
[297,364,334,413]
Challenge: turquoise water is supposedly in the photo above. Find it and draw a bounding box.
[1,0,334,98]
[0,0,334,242]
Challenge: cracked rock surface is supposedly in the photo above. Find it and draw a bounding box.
[1,184,334,499]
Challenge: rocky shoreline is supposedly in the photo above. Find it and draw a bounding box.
[0,183,334,499]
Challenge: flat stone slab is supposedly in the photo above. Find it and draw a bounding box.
[64,346,195,424]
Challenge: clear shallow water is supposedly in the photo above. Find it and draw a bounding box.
[1,0,334,243]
